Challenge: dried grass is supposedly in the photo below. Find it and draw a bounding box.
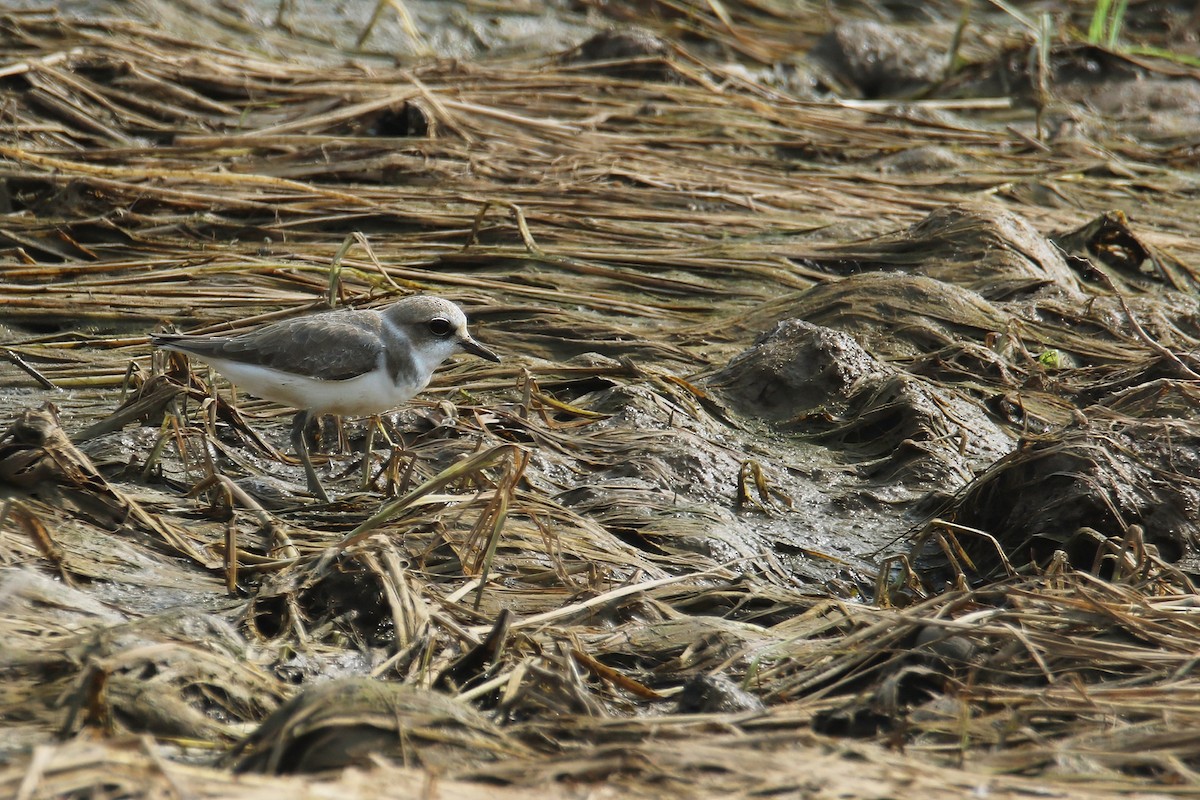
[4,3,1200,799]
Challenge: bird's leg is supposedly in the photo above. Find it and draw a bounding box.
[291,410,330,503]
[361,416,401,491]
[361,414,378,490]
[332,414,348,453]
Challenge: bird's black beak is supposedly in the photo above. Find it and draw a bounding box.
[460,336,501,362]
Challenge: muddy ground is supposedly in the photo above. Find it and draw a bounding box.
[4,1,1200,798]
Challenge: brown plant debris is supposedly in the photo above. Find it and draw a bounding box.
[4,3,1200,799]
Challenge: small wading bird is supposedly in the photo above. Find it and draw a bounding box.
[152,295,500,502]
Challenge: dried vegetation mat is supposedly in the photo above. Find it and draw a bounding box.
[4,3,1200,798]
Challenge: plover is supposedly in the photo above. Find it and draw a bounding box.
[152,295,500,501]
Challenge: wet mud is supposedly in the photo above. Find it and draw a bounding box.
[3,1,1200,798]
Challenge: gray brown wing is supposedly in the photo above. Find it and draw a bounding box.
[154,313,384,381]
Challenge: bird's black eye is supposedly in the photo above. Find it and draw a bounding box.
[428,317,453,337]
